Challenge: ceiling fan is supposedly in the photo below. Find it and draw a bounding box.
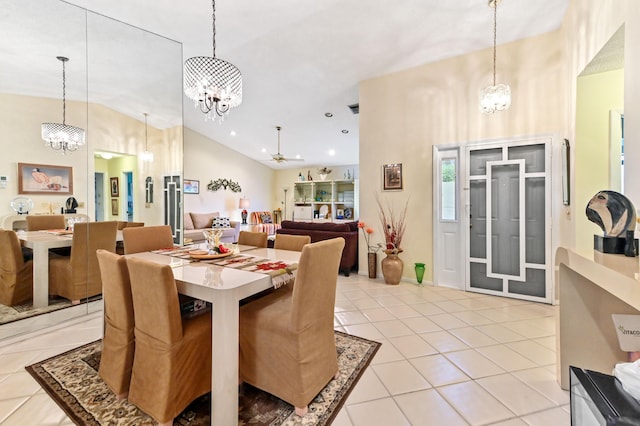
[271,126,303,163]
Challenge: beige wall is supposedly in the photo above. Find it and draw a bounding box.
[359,30,567,282]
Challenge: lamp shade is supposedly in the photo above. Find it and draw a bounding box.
[239,198,250,209]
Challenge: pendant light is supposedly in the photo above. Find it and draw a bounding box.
[479,0,511,114]
[140,113,154,162]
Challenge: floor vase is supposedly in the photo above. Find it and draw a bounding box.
[381,250,403,285]
[367,252,377,279]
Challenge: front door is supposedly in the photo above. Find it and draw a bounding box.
[466,138,551,303]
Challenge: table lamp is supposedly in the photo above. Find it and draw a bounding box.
[239,197,250,224]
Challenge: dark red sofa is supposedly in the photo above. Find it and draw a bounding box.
[276,220,358,276]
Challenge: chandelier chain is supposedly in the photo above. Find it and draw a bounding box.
[212,0,216,58]
[61,58,66,125]
[492,0,497,86]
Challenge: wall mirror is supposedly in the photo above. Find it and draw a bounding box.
[0,0,183,339]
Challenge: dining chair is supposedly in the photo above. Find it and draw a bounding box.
[96,249,134,400]
[126,257,211,426]
[238,230,268,248]
[0,230,33,306]
[239,237,345,416]
[116,221,145,230]
[122,225,173,254]
[48,221,118,304]
[274,233,311,251]
[25,214,66,231]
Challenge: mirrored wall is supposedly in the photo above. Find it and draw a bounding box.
[0,0,183,339]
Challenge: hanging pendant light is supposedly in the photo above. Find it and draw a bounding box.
[41,56,86,153]
[184,0,242,122]
[140,113,154,162]
[480,0,511,114]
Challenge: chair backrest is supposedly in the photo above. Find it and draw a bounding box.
[274,234,311,251]
[69,221,118,288]
[96,249,134,335]
[117,221,145,230]
[123,225,173,254]
[26,214,66,231]
[238,231,268,248]
[126,257,183,345]
[0,230,32,305]
[290,237,345,332]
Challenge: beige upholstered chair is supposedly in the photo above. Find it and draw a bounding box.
[126,257,211,426]
[96,250,134,400]
[238,230,268,248]
[0,230,33,306]
[26,214,66,231]
[274,234,311,251]
[239,237,345,416]
[122,225,173,254]
[116,221,145,230]
[48,221,118,303]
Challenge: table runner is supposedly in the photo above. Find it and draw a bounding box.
[151,249,298,288]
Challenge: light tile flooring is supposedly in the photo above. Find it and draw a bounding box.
[0,274,569,425]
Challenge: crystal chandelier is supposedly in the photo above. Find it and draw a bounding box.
[140,113,154,162]
[184,0,242,122]
[480,0,511,114]
[42,56,86,153]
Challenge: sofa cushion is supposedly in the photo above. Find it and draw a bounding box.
[190,212,219,229]
[184,213,195,230]
[260,213,272,224]
[212,217,231,228]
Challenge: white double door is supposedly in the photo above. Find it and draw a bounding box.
[434,137,552,303]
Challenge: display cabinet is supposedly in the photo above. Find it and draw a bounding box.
[292,179,358,222]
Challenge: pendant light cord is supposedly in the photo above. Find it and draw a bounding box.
[212,0,216,58]
[61,59,66,125]
[144,113,148,150]
[492,1,497,86]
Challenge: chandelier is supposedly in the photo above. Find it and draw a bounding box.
[184,0,242,122]
[42,56,86,153]
[140,113,154,162]
[479,0,511,114]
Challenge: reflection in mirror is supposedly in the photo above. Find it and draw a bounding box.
[0,0,183,340]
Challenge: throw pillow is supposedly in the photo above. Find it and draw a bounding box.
[184,213,195,230]
[260,213,272,224]
[212,217,231,228]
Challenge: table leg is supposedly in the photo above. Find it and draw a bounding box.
[32,245,49,308]
[211,290,239,425]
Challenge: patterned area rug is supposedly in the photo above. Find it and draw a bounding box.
[26,331,380,425]
[0,297,72,325]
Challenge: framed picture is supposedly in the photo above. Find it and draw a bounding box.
[184,179,199,194]
[111,198,119,215]
[383,163,403,190]
[110,177,119,197]
[18,163,73,195]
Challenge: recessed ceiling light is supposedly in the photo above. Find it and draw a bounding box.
[296,154,301,159]
[324,112,333,118]
[341,129,349,134]
[230,130,236,136]
[261,148,267,153]
[329,149,336,156]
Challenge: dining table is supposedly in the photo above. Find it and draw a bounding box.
[17,229,123,308]
[126,244,301,425]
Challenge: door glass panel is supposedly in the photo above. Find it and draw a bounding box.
[526,177,545,264]
[469,180,486,258]
[508,144,545,173]
[470,148,502,175]
[441,158,457,221]
[509,268,545,297]
[490,164,520,276]
[470,262,503,291]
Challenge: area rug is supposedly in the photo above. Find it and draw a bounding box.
[0,297,72,325]
[26,330,380,425]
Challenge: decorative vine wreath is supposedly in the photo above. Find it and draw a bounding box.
[207,178,242,193]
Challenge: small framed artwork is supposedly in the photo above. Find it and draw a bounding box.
[383,163,403,190]
[184,179,200,194]
[110,177,119,197]
[111,198,119,215]
[18,163,73,195]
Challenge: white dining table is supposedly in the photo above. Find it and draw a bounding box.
[126,246,301,425]
[18,230,123,308]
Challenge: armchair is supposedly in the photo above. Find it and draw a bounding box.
[249,211,281,235]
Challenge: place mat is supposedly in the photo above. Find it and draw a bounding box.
[26,331,381,425]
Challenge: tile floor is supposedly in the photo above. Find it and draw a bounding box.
[0,274,569,425]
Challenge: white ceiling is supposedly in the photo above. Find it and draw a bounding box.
[4,0,570,169]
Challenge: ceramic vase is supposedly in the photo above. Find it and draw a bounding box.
[414,262,425,284]
[381,250,403,285]
[367,252,377,279]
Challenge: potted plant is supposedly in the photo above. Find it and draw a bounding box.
[376,195,408,285]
